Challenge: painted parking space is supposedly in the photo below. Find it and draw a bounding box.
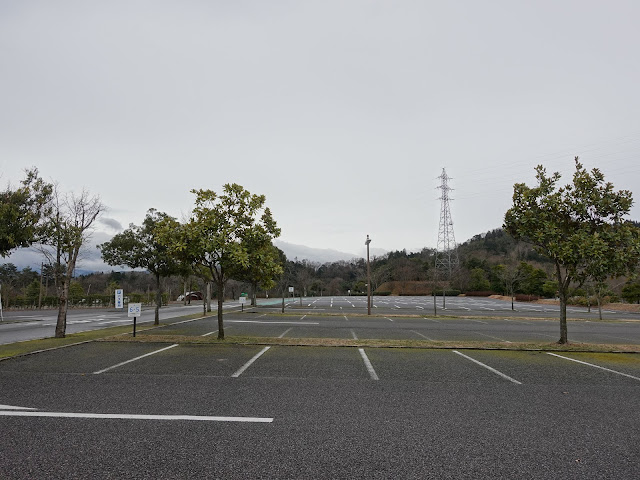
[231,346,372,380]
[0,342,174,375]
[100,343,269,377]
[463,350,640,386]
[363,348,522,384]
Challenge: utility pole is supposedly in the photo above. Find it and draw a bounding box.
[38,262,44,309]
[365,235,372,315]
[435,168,459,307]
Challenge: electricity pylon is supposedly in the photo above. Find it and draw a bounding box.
[435,168,459,278]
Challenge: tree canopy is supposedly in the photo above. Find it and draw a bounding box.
[0,168,52,257]
[162,184,281,339]
[100,209,185,325]
[504,157,640,343]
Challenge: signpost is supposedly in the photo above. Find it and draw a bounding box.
[0,284,3,322]
[115,289,124,309]
[239,296,246,312]
[128,302,142,337]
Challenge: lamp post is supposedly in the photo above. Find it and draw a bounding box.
[365,235,371,315]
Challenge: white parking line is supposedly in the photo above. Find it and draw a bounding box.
[231,347,271,378]
[385,317,394,322]
[358,349,379,380]
[546,353,640,381]
[464,318,488,325]
[350,329,358,340]
[452,350,522,384]
[226,320,319,325]
[93,344,179,374]
[474,332,512,343]
[411,330,434,341]
[278,328,292,338]
[0,410,273,423]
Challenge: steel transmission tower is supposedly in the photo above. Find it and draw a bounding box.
[435,168,459,277]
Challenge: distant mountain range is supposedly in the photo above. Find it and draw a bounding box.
[3,235,388,273]
[274,240,363,264]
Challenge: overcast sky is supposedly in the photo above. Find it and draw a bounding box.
[2,0,640,262]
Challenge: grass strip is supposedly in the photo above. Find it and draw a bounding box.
[97,334,640,353]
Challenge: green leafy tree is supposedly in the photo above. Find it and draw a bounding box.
[469,268,490,291]
[0,168,53,257]
[100,209,184,325]
[504,158,640,343]
[237,236,283,306]
[162,184,280,339]
[621,279,640,304]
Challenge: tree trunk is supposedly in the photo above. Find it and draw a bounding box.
[55,279,69,338]
[557,265,568,344]
[183,279,187,306]
[217,280,225,339]
[154,273,161,326]
[251,281,257,307]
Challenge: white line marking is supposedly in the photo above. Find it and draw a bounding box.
[344,315,348,321]
[350,329,358,340]
[231,347,271,377]
[474,332,512,343]
[278,328,292,338]
[411,330,434,341]
[0,404,37,411]
[385,317,394,322]
[546,353,640,381]
[358,348,379,380]
[93,344,179,374]
[452,350,522,384]
[226,320,319,325]
[0,411,273,422]
[300,315,307,320]
[501,318,531,325]
[201,330,218,337]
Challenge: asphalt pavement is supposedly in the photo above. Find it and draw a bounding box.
[1,341,639,478]
[1,296,639,478]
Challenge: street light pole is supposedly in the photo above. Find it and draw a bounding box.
[365,235,371,315]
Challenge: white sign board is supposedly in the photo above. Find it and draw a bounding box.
[288,286,294,293]
[239,297,247,304]
[128,303,142,318]
[115,289,124,309]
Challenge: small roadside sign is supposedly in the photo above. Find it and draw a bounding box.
[115,289,124,309]
[239,296,247,304]
[128,303,142,318]
[128,302,142,337]
[288,286,294,293]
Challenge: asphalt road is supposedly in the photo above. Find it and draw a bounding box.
[0,302,244,345]
[147,306,640,346]
[272,295,640,321]
[1,340,639,479]
[3,295,638,346]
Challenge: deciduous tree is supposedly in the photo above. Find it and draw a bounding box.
[39,187,103,338]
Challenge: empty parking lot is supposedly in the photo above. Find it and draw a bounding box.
[1,299,639,479]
